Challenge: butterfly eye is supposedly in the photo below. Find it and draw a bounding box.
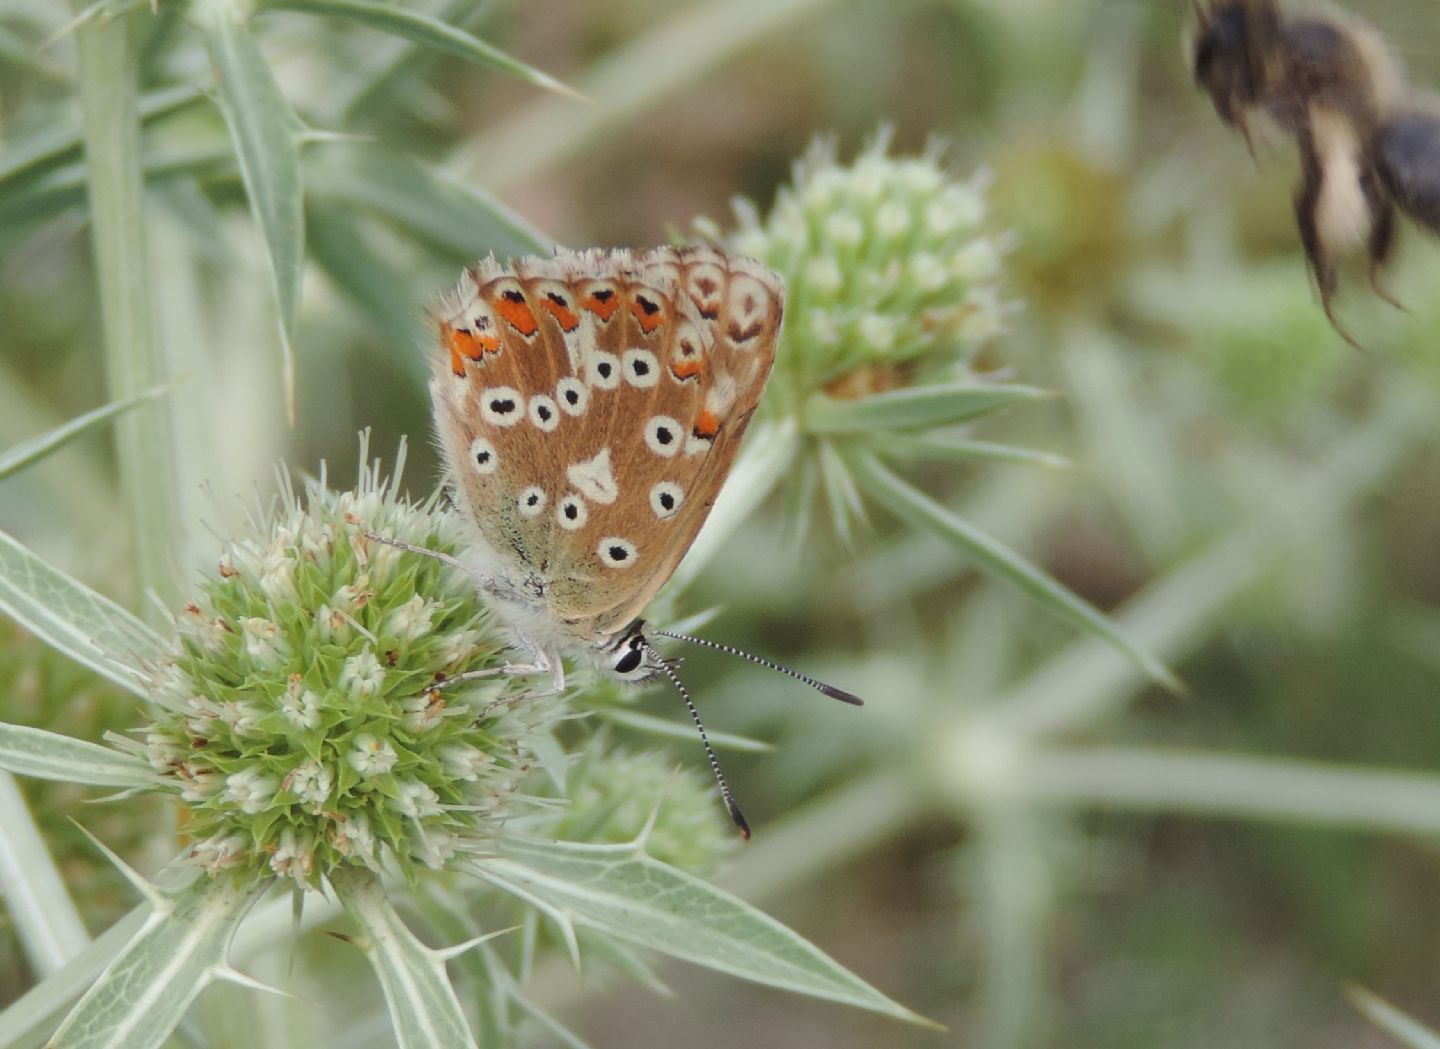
[613,645,644,676]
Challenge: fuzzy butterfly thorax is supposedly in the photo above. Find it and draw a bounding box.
[429,245,783,675]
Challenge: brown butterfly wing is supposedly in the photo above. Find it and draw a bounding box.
[429,247,782,646]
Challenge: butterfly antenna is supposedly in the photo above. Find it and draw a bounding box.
[640,640,750,840]
[654,631,864,706]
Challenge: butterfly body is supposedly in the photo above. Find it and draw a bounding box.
[428,246,783,686]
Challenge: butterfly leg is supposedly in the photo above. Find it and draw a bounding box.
[362,530,486,579]
[434,637,566,696]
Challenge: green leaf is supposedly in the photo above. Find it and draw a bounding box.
[0,528,162,696]
[48,878,266,1049]
[0,84,202,191]
[887,433,1070,469]
[263,0,580,100]
[0,385,171,481]
[474,836,934,1026]
[195,0,304,417]
[0,904,150,1048]
[1348,987,1440,1049]
[0,724,150,788]
[803,383,1051,435]
[311,150,551,261]
[331,865,481,1049]
[851,455,1179,690]
[596,707,773,753]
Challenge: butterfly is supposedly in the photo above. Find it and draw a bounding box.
[409,245,860,837]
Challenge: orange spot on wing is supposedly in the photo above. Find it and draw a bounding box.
[582,292,620,321]
[693,409,720,438]
[493,294,539,336]
[540,296,580,331]
[630,299,666,333]
[671,359,704,380]
[442,324,499,376]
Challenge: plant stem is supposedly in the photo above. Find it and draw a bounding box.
[70,4,181,614]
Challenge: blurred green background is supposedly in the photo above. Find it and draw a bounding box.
[7,0,1440,1046]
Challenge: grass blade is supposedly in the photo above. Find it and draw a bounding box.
[195,0,304,417]
[0,385,170,481]
[0,772,92,978]
[0,724,150,788]
[852,454,1178,690]
[475,836,934,1026]
[0,529,161,696]
[1348,988,1440,1049]
[0,84,202,190]
[803,383,1050,435]
[265,0,579,99]
[887,433,1069,469]
[311,150,551,261]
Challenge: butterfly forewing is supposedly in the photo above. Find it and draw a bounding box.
[430,246,782,647]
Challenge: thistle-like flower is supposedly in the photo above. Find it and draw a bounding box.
[705,130,1007,410]
[692,131,1029,545]
[136,447,543,888]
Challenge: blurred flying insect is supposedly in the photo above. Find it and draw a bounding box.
[1187,0,1440,347]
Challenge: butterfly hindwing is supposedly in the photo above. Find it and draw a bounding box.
[429,246,782,646]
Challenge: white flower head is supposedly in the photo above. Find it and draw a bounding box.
[287,759,333,811]
[384,595,435,643]
[281,675,323,730]
[340,648,386,698]
[395,779,442,820]
[223,767,277,815]
[349,734,397,778]
[270,828,315,883]
[239,617,287,670]
[439,742,489,782]
[258,548,298,606]
[824,213,865,250]
[192,833,249,876]
[403,691,445,733]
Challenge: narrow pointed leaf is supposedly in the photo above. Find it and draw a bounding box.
[887,433,1069,469]
[331,865,481,1049]
[0,904,150,1047]
[264,0,579,99]
[48,878,265,1049]
[196,1,303,415]
[0,84,202,189]
[475,837,932,1026]
[1348,987,1440,1049]
[596,707,773,753]
[0,723,150,788]
[0,385,170,481]
[0,529,161,695]
[852,455,1179,690]
[312,150,551,261]
[803,383,1050,435]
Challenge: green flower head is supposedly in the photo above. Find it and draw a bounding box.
[141,444,545,889]
[704,129,1006,406]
